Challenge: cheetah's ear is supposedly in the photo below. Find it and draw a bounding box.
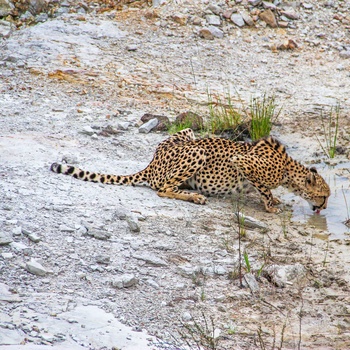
[310,167,318,174]
[305,170,317,186]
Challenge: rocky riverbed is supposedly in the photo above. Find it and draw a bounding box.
[1,0,350,349]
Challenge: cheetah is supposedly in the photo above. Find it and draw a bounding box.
[50,128,330,213]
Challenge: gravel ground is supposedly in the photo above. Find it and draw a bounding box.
[1,1,350,349]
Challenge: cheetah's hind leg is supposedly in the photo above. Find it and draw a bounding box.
[156,145,207,204]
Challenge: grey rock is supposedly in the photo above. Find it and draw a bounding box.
[28,0,47,15]
[214,265,227,275]
[87,229,111,240]
[205,15,221,26]
[230,13,245,27]
[80,125,95,136]
[302,2,313,9]
[12,226,22,236]
[182,312,192,321]
[111,274,138,288]
[281,8,299,20]
[0,282,22,302]
[0,232,13,245]
[61,154,79,164]
[177,264,199,276]
[117,122,130,130]
[146,279,160,289]
[207,25,224,38]
[0,328,23,344]
[262,1,277,10]
[339,50,350,59]
[23,229,42,243]
[264,264,307,288]
[202,266,215,276]
[126,215,140,233]
[25,259,47,276]
[10,242,31,253]
[133,253,168,266]
[60,224,75,232]
[96,255,111,265]
[20,11,34,21]
[35,13,49,23]
[241,11,255,26]
[243,272,260,292]
[126,44,138,52]
[248,0,262,6]
[199,27,214,40]
[0,20,14,38]
[0,0,14,17]
[207,4,222,15]
[234,212,268,231]
[28,233,41,243]
[138,118,158,133]
[152,0,166,7]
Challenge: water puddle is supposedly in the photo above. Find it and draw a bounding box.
[283,162,350,239]
[276,133,350,239]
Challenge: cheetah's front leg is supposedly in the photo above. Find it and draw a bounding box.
[255,184,282,213]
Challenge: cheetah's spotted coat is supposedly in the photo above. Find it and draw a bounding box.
[51,129,330,213]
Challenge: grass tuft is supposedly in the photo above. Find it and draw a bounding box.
[249,93,281,141]
[207,90,247,139]
[316,102,340,159]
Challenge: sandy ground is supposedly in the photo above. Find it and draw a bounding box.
[1,1,350,349]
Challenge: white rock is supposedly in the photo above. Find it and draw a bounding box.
[80,126,95,136]
[111,274,138,288]
[234,212,268,231]
[0,232,13,245]
[264,264,307,287]
[25,259,48,276]
[146,279,160,289]
[248,0,262,6]
[243,272,260,292]
[182,312,192,321]
[138,118,158,133]
[205,15,221,26]
[12,226,22,236]
[231,13,245,27]
[10,241,29,251]
[126,215,140,232]
[133,253,168,266]
[207,25,224,38]
[117,122,130,130]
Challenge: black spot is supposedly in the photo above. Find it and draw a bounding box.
[67,167,75,174]
[79,171,84,178]
[73,174,78,179]
[56,164,62,173]
[110,179,115,184]
[100,177,105,183]
[107,175,111,179]
[122,178,128,184]
[90,173,96,180]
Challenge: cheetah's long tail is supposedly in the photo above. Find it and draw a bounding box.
[50,163,149,186]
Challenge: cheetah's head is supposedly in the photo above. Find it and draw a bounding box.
[298,167,330,213]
